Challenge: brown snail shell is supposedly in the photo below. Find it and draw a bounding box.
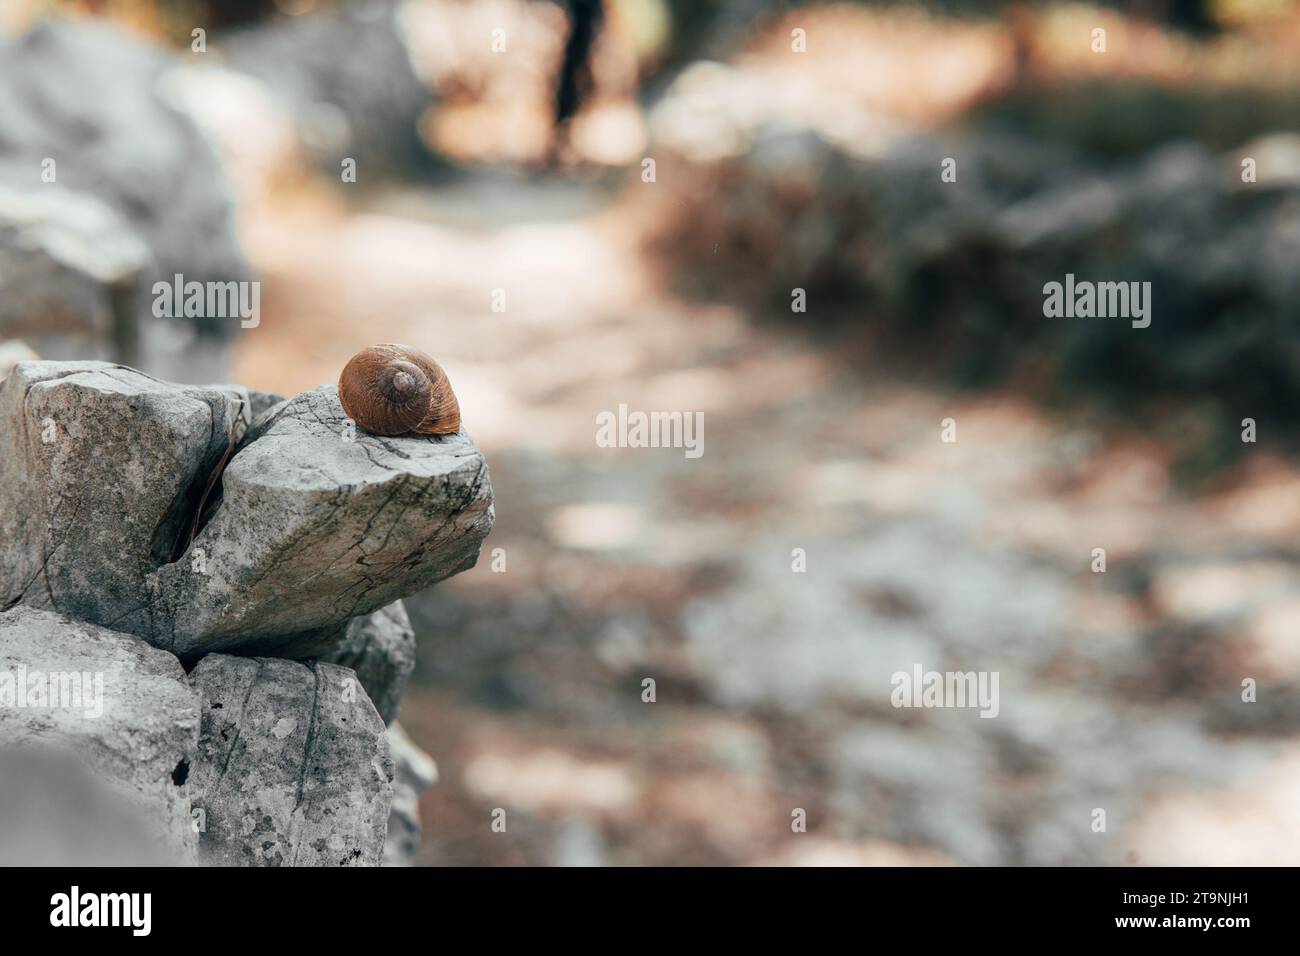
[337,344,461,437]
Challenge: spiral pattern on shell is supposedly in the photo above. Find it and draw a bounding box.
[337,344,461,437]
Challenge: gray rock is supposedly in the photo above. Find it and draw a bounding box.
[0,182,150,367]
[323,601,417,725]
[0,19,251,382]
[1,364,493,660]
[0,19,249,295]
[228,390,288,450]
[382,722,438,866]
[245,388,288,422]
[0,605,201,864]
[152,385,493,657]
[0,746,191,866]
[201,385,285,423]
[0,362,242,633]
[187,654,393,867]
[219,0,434,176]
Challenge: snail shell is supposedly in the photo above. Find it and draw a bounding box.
[337,344,461,437]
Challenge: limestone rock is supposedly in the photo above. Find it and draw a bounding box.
[382,722,438,866]
[152,385,493,657]
[0,360,490,866]
[0,182,151,367]
[0,746,192,866]
[245,387,288,422]
[323,601,417,725]
[0,364,494,660]
[187,654,393,866]
[0,605,201,864]
[0,21,253,383]
[0,362,243,634]
[0,19,249,300]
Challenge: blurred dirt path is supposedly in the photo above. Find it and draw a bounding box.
[234,177,1300,866]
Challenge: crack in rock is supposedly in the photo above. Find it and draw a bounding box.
[188,654,393,867]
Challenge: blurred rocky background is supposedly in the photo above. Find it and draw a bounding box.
[3,0,1300,865]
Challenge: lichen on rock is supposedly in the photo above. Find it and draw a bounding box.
[187,654,394,867]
